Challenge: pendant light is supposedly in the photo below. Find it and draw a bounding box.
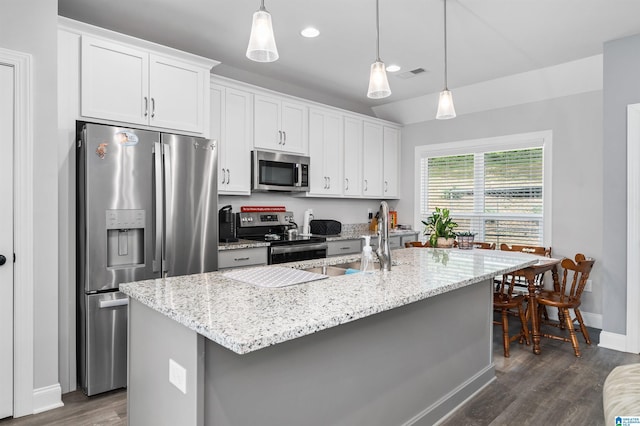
[246,0,279,63]
[367,0,391,99]
[436,0,456,119]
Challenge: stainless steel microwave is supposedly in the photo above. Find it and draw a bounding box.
[251,150,310,192]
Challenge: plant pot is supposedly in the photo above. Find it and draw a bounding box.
[457,235,475,250]
[436,237,456,248]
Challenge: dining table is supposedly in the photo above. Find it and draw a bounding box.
[509,256,561,354]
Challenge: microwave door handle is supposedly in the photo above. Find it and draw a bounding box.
[294,163,300,186]
[153,141,163,274]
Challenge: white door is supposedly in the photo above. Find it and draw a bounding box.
[0,63,15,419]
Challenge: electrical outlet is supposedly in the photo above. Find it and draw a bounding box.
[169,358,187,394]
[584,279,593,292]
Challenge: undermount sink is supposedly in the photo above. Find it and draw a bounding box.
[302,261,381,276]
[304,265,350,276]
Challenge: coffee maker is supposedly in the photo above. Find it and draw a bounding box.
[219,205,238,242]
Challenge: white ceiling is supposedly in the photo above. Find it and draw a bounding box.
[58,0,640,113]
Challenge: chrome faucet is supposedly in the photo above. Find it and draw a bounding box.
[376,201,392,271]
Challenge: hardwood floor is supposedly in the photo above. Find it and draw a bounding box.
[1,319,638,425]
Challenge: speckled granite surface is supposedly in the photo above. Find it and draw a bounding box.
[121,248,539,355]
[325,223,418,241]
[218,239,270,251]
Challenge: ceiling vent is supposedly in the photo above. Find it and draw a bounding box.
[395,67,428,80]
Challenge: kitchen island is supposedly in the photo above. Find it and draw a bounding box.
[121,248,538,426]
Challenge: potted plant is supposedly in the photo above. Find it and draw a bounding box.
[456,231,476,250]
[422,207,458,248]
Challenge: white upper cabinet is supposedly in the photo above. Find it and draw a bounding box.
[81,36,212,135]
[254,93,307,154]
[383,126,400,198]
[362,121,384,197]
[211,84,253,195]
[308,108,343,196]
[343,116,363,197]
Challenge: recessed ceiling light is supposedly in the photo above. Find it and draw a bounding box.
[301,27,320,38]
[387,65,401,72]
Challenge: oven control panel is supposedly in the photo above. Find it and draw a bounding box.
[237,211,294,227]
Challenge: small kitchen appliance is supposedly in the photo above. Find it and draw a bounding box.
[236,211,327,264]
[219,205,238,242]
[251,150,310,192]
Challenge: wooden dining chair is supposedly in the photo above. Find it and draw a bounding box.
[536,254,595,357]
[499,243,552,290]
[472,241,495,250]
[494,273,530,357]
[404,241,430,248]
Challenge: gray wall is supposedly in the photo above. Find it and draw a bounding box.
[0,1,59,390]
[397,91,604,317]
[602,34,640,334]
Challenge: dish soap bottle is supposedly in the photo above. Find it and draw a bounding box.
[361,235,375,274]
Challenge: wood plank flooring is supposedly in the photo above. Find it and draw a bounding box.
[1,319,638,426]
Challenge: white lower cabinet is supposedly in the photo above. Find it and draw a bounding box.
[211,83,252,194]
[327,239,362,257]
[218,248,268,270]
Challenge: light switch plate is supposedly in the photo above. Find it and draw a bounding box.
[169,358,187,394]
[584,279,593,292]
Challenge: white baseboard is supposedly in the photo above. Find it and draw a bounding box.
[599,331,630,353]
[32,384,64,414]
[545,309,602,329]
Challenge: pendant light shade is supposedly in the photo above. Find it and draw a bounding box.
[436,89,456,119]
[367,0,391,99]
[436,0,456,119]
[368,60,391,99]
[246,0,279,63]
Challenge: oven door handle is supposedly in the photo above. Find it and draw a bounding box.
[270,243,328,255]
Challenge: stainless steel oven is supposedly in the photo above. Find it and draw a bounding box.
[251,150,310,192]
[236,211,327,264]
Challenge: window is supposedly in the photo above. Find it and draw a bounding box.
[415,131,552,246]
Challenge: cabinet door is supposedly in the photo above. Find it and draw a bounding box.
[308,109,327,193]
[343,116,363,196]
[149,54,207,133]
[254,94,281,150]
[281,100,308,154]
[81,36,148,125]
[223,88,253,194]
[210,84,225,190]
[383,126,400,197]
[309,109,343,195]
[362,122,383,197]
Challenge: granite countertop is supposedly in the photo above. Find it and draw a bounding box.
[325,228,419,241]
[218,239,270,251]
[121,248,539,355]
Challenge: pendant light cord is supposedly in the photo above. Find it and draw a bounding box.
[376,0,381,61]
[443,0,449,90]
[259,0,265,12]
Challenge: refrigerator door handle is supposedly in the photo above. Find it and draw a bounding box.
[153,141,163,274]
[162,142,172,275]
[98,298,129,309]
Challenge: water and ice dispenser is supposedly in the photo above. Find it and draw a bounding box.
[105,210,145,268]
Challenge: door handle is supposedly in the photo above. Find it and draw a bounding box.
[226,169,230,184]
[278,130,283,145]
[151,97,156,118]
[99,298,129,309]
[385,180,388,192]
[345,178,349,191]
[283,131,286,145]
[0,254,6,266]
[327,176,330,189]
[221,168,226,184]
[364,179,368,191]
[144,97,149,117]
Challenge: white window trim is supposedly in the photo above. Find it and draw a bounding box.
[413,130,553,246]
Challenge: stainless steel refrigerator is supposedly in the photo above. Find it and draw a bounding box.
[77,122,218,396]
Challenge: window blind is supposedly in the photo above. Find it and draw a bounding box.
[420,146,544,246]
